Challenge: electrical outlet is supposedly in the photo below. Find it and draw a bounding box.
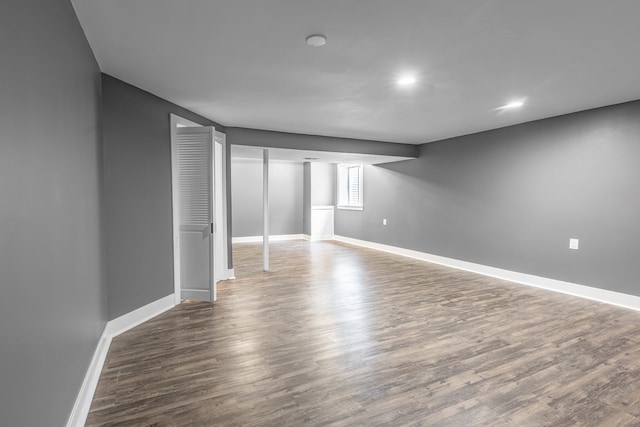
[383,218,387,226]
[569,238,579,250]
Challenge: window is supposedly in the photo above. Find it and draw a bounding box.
[337,164,363,210]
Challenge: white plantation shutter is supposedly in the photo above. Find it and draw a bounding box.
[176,127,213,230]
[337,164,363,209]
[348,166,361,205]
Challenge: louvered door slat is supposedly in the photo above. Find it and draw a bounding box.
[177,129,212,227]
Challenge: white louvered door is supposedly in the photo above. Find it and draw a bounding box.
[176,126,215,301]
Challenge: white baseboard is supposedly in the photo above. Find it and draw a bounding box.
[333,235,640,312]
[67,294,176,427]
[304,234,334,241]
[227,268,235,280]
[104,294,176,338]
[66,331,112,427]
[232,234,305,243]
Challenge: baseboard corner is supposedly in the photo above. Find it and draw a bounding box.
[104,294,176,338]
[66,330,112,427]
[67,294,177,427]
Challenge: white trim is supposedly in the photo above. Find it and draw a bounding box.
[216,131,230,282]
[170,114,186,305]
[305,234,334,241]
[67,294,176,427]
[333,235,640,312]
[269,234,305,241]
[232,234,305,243]
[66,332,112,427]
[104,294,176,338]
[227,268,236,280]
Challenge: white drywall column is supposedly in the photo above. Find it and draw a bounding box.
[263,149,269,271]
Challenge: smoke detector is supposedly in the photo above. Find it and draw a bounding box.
[305,34,327,47]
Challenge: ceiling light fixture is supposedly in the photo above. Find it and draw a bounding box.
[305,34,327,47]
[397,75,417,86]
[303,157,320,161]
[497,99,526,110]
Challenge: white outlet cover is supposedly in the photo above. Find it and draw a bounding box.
[569,238,579,250]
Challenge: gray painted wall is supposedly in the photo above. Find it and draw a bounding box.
[102,75,226,319]
[232,158,304,237]
[227,127,418,158]
[336,100,640,297]
[0,1,106,425]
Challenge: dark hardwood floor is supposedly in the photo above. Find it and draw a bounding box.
[87,240,640,426]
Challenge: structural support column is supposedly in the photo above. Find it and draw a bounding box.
[263,149,269,271]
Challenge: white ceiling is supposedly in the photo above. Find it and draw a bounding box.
[72,0,640,145]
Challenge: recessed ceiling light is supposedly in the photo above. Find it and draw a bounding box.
[305,34,327,47]
[497,99,526,110]
[397,75,417,86]
[303,157,319,161]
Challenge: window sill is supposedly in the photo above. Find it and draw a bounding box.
[337,206,363,211]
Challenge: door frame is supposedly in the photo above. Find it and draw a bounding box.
[170,114,229,304]
[213,132,227,288]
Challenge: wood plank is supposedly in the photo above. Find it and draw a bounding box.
[86,240,640,426]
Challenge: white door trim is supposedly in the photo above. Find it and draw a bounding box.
[215,131,230,284]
